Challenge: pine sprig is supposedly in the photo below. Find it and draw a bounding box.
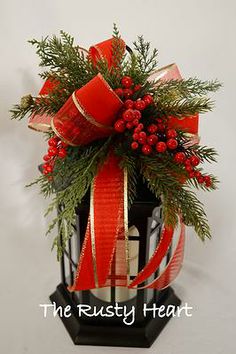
[44,138,111,258]
[156,78,222,98]
[187,174,219,191]
[188,145,218,163]
[140,157,212,240]
[133,36,158,76]
[156,96,214,117]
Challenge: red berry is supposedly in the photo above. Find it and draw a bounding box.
[138,136,146,145]
[156,141,167,153]
[185,165,193,173]
[58,148,67,158]
[143,94,153,106]
[134,99,146,111]
[142,144,152,155]
[156,118,163,123]
[42,163,49,169]
[134,123,144,133]
[43,169,49,175]
[46,165,53,173]
[132,133,139,141]
[114,119,126,133]
[147,134,158,145]
[122,109,134,121]
[174,152,186,164]
[139,131,147,139]
[194,171,201,178]
[114,88,124,97]
[123,88,133,99]
[126,122,133,129]
[133,84,142,92]
[190,155,200,167]
[48,147,58,156]
[204,175,212,187]
[189,171,195,178]
[148,124,158,134]
[133,119,139,126]
[185,158,191,166]
[197,176,204,184]
[133,110,142,120]
[166,129,177,139]
[166,138,178,150]
[124,99,134,109]
[121,76,133,88]
[48,137,58,147]
[43,154,51,162]
[131,142,139,150]
[157,123,165,132]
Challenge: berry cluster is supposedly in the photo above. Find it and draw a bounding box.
[114,76,142,100]
[114,94,154,132]
[174,152,212,187]
[42,135,68,177]
[113,76,212,188]
[132,126,179,155]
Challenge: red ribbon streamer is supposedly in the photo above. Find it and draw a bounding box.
[69,153,128,291]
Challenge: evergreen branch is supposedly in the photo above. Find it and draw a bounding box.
[111,23,125,70]
[155,78,222,98]
[156,96,214,117]
[10,94,35,120]
[133,36,158,75]
[44,138,112,258]
[140,157,212,240]
[188,145,218,163]
[187,174,219,191]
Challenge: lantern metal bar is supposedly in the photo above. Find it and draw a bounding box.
[68,237,74,286]
[63,249,77,270]
[58,205,66,286]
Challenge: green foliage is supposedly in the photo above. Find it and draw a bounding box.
[133,36,158,76]
[140,156,212,240]
[45,139,111,258]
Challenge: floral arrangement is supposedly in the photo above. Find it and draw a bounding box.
[11,26,220,290]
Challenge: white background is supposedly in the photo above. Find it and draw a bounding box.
[0,0,236,353]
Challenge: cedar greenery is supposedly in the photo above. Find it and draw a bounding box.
[10,26,220,258]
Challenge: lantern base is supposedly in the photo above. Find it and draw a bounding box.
[50,283,181,348]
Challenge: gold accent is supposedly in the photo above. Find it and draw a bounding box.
[71,91,113,130]
[90,181,99,288]
[124,168,130,280]
[50,118,78,146]
[28,122,52,132]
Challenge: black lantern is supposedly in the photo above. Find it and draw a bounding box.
[50,182,181,348]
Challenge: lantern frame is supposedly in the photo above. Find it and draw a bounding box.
[50,184,181,348]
